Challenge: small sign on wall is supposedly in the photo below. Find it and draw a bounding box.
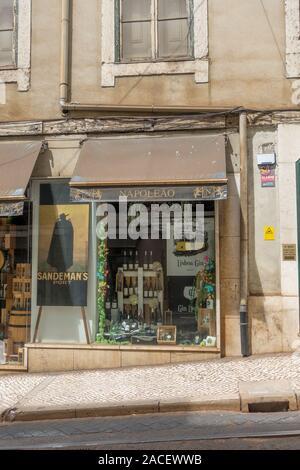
[264,226,275,241]
[260,166,276,188]
[282,244,297,261]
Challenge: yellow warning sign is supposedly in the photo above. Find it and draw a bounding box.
[264,226,275,241]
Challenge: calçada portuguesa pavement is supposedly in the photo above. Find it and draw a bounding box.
[1,352,300,423]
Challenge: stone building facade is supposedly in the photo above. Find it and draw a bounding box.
[0,0,299,372]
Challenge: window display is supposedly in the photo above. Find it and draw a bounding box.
[0,204,32,365]
[96,202,217,348]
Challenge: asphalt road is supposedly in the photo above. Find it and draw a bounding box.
[0,411,300,450]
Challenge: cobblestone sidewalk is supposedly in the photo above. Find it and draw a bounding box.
[1,353,300,421]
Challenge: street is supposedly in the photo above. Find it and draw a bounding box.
[0,411,300,450]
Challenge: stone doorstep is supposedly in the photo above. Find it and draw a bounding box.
[239,380,298,413]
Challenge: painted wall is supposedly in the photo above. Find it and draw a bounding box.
[249,125,300,354]
[0,0,297,122]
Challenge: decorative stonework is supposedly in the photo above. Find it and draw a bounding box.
[0,0,31,91]
[101,0,209,87]
[285,0,300,78]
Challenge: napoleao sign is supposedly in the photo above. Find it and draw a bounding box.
[37,204,89,307]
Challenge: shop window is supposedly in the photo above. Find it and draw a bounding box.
[31,181,94,345]
[0,0,32,91]
[101,0,208,87]
[118,0,193,62]
[95,202,217,348]
[0,203,32,366]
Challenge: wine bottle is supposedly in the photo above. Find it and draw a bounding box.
[123,249,128,271]
[134,250,139,270]
[154,280,158,297]
[129,276,134,295]
[124,277,129,298]
[111,296,119,324]
[143,250,148,270]
[144,277,149,298]
[105,298,112,321]
[149,277,154,298]
[157,303,163,325]
[128,250,133,270]
[149,250,153,270]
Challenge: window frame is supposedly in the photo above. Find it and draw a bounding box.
[0,0,31,91]
[117,0,194,63]
[101,0,208,87]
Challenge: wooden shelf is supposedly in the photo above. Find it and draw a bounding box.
[123,269,158,277]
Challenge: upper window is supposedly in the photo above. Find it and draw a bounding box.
[101,0,208,87]
[0,0,31,92]
[0,0,16,67]
[118,0,193,62]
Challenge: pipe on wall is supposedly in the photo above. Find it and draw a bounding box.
[60,0,71,107]
[239,112,250,357]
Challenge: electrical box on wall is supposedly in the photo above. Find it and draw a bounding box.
[256,153,276,166]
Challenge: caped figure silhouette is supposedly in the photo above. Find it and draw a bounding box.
[47,213,74,272]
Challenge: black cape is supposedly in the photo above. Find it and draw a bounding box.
[47,217,74,271]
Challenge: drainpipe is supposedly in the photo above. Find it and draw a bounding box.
[239,112,250,357]
[60,0,71,107]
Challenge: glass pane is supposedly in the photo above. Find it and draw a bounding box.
[0,30,13,66]
[0,0,14,30]
[0,202,32,366]
[122,21,151,60]
[158,19,189,58]
[122,0,151,21]
[158,0,188,19]
[95,202,217,349]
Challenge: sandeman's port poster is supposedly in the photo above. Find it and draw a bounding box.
[37,204,89,306]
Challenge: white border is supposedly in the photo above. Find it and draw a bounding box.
[0,0,31,91]
[285,0,300,78]
[101,0,209,87]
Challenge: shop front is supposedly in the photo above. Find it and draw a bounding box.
[26,134,227,372]
[1,134,228,372]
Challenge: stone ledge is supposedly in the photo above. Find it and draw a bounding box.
[25,342,220,353]
[159,397,240,413]
[3,398,241,423]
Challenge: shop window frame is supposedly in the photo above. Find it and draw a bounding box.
[101,0,209,87]
[94,193,221,352]
[0,0,32,91]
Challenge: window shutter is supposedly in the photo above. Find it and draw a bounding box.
[158,19,189,58]
[121,0,152,60]
[0,0,15,66]
[158,0,191,59]
[122,22,151,60]
[122,0,151,22]
[158,0,188,19]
